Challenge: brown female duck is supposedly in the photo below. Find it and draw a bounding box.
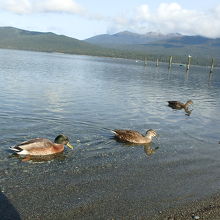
[112,129,157,144]
[167,100,193,109]
[9,134,74,156]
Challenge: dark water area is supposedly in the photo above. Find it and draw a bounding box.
[0,49,220,219]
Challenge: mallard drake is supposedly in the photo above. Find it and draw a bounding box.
[9,134,74,156]
[168,100,193,109]
[112,129,157,144]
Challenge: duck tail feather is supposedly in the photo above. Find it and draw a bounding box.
[9,146,23,152]
[111,130,117,135]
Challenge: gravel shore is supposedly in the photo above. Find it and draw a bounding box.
[151,194,220,220]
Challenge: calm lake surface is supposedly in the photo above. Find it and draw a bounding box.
[0,49,220,219]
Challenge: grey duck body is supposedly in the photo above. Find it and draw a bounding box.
[112,129,157,144]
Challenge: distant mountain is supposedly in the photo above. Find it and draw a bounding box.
[85,31,220,62]
[149,35,220,46]
[85,31,182,46]
[0,27,219,66]
[129,35,220,59]
[0,26,182,63]
[0,26,112,56]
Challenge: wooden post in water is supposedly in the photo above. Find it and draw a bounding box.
[210,58,214,73]
[186,55,191,71]
[156,58,159,67]
[168,56,172,69]
[144,57,147,66]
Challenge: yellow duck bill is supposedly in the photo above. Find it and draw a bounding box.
[66,142,74,149]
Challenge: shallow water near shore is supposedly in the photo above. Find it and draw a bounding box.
[0,49,220,219]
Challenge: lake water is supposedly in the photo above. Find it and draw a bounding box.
[0,49,220,219]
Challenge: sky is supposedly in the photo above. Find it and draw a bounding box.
[0,0,220,40]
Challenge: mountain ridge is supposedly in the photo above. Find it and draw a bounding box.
[85,31,184,45]
[85,30,220,61]
[0,26,98,53]
[0,26,219,66]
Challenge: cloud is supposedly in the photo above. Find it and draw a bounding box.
[0,1,220,38]
[0,0,85,14]
[135,4,150,20]
[0,0,32,14]
[110,3,220,38]
[36,0,84,14]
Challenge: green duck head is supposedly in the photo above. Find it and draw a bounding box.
[54,134,74,149]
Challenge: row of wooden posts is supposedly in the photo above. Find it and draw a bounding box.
[144,56,215,73]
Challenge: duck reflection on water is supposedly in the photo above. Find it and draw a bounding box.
[115,142,159,157]
[144,145,159,156]
[9,152,67,162]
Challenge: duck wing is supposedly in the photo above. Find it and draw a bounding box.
[10,138,54,152]
[168,101,178,105]
[168,101,183,109]
[113,130,143,142]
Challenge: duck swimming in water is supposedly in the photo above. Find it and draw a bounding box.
[167,100,193,110]
[168,100,193,116]
[9,134,74,156]
[112,129,157,144]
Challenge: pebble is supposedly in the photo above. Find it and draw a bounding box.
[192,216,200,219]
